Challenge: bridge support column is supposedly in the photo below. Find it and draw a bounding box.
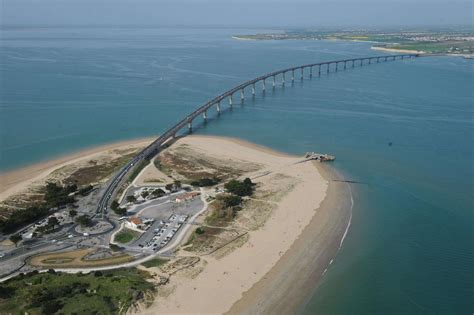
[300,68,304,80]
[335,62,338,72]
[352,60,355,68]
[217,101,221,115]
[392,56,396,61]
[229,94,233,108]
[252,83,256,96]
[385,57,388,61]
[262,80,266,92]
[310,67,313,78]
[240,89,244,101]
[282,72,285,85]
[401,55,404,60]
[272,76,275,88]
[369,58,371,64]
[291,70,295,82]
[188,120,192,133]
[344,61,347,70]
[203,111,207,122]
[377,57,380,63]
[318,65,321,76]
[327,63,330,74]
[360,59,363,66]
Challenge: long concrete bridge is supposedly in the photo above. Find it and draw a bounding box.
[97,53,420,214]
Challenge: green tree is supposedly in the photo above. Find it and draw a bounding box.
[69,209,77,219]
[111,200,120,210]
[76,215,92,227]
[9,233,22,247]
[126,195,137,203]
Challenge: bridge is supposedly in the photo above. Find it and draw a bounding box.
[97,53,420,214]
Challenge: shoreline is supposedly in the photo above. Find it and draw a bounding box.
[142,136,350,314]
[0,135,351,314]
[0,137,156,202]
[227,164,352,314]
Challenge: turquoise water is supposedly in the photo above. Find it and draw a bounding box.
[1,27,472,314]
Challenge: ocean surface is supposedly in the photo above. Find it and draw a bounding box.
[0,26,472,314]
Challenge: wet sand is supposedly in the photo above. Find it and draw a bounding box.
[227,165,352,314]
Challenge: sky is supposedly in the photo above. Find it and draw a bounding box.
[1,0,472,28]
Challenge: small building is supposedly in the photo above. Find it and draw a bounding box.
[126,217,143,229]
[175,191,200,203]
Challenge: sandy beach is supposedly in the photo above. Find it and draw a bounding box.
[141,135,352,314]
[371,46,425,54]
[0,137,155,202]
[0,135,351,314]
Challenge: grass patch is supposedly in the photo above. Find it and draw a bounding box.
[141,258,169,269]
[0,268,155,315]
[28,249,133,268]
[114,229,140,244]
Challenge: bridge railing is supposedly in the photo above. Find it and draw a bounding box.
[97,53,419,212]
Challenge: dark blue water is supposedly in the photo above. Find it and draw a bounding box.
[0,26,472,314]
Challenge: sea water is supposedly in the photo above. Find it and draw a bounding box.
[0,26,472,314]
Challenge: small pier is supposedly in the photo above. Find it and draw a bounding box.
[304,152,336,162]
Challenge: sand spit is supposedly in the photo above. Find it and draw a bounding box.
[141,136,351,314]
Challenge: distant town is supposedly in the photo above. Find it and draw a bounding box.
[233,28,474,56]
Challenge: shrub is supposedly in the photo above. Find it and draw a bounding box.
[224,178,254,196]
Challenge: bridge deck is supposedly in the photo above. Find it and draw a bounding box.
[97,53,419,213]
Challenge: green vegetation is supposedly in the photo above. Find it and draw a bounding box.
[195,227,205,235]
[111,200,127,216]
[128,160,149,183]
[76,214,93,227]
[114,229,139,244]
[206,178,254,226]
[141,258,169,268]
[150,188,165,198]
[0,182,80,234]
[69,209,77,219]
[9,233,22,247]
[224,178,254,196]
[233,29,474,55]
[0,205,49,234]
[78,184,94,196]
[190,177,220,187]
[35,216,60,235]
[0,268,155,315]
[44,182,77,208]
[126,195,137,203]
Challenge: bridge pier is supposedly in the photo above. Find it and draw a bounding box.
[252,83,256,96]
[300,68,304,80]
[188,120,193,133]
[335,62,338,72]
[216,101,221,115]
[327,63,330,74]
[344,61,347,70]
[203,111,207,122]
[369,58,372,64]
[310,67,313,78]
[272,75,276,88]
[229,94,233,108]
[282,72,285,85]
[385,56,388,61]
[291,69,295,82]
[360,59,363,66]
[240,89,244,101]
[262,80,266,92]
[377,57,380,63]
[352,60,355,68]
[318,65,321,76]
